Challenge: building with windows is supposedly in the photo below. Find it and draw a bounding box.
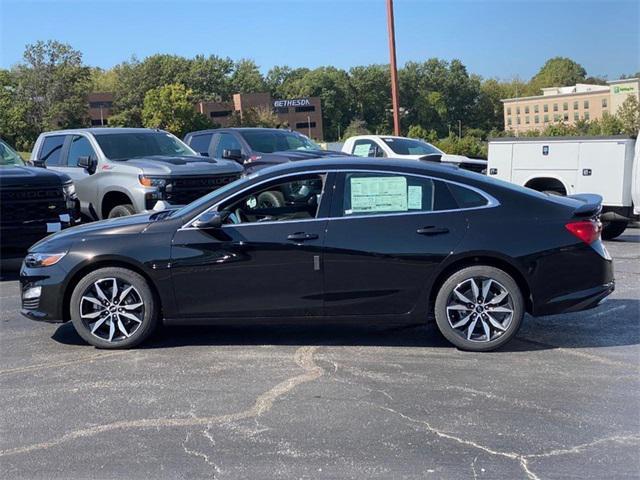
[85,92,324,140]
[195,93,324,140]
[88,92,114,126]
[502,78,639,134]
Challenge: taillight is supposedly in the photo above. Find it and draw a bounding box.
[565,220,601,245]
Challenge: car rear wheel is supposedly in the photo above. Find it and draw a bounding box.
[70,267,158,349]
[108,204,136,218]
[434,266,524,352]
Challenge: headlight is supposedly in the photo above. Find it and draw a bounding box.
[62,182,76,199]
[139,175,167,188]
[24,252,67,268]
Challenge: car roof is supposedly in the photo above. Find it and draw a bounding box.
[250,156,476,180]
[348,135,415,141]
[186,127,302,136]
[40,128,170,136]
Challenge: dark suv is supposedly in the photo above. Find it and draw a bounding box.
[0,138,78,259]
[184,128,346,174]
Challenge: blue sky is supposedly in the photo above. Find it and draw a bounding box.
[1,0,638,80]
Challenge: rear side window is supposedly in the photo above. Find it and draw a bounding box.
[352,139,384,157]
[188,133,213,155]
[447,183,488,208]
[39,135,66,166]
[340,172,457,216]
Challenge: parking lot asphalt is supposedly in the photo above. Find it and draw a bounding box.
[0,230,639,480]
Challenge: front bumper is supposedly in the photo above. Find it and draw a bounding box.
[19,262,68,323]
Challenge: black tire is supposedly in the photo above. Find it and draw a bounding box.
[602,221,628,240]
[257,190,284,208]
[108,204,136,218]
[70,267,158,349]
[434,265,524,352]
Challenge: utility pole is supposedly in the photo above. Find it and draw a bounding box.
[386,0,401,136]
[458,120,461,139]
[307,115,312,138]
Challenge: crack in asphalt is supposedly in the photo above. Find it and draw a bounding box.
[182,432,221,478]
[0,346,324,458]
[376,404,640,480]
[0,351,128,376]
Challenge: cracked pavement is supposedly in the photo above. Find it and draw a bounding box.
[1,230,639,479]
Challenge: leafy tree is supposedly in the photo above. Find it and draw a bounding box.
[406,124,431,141]
[229,105,283,128]
[141,83,213,138]
[231,59,267,93]
[11,40,91,147]
[187,54,234,101]
[349,65,390,134]
[342,119,370,140]
[616,95,640,137]
[529,57,587,94]
[265,66,310,99]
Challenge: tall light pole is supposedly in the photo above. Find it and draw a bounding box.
[386,0,401,136]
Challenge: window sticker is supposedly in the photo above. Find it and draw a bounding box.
[408,185,422,209]
[353,143,372,157]
[350,176,407,213]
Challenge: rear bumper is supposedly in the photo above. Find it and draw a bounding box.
[533,281,615,316]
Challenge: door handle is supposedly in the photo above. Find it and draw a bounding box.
[416,226,449,235]
[287,232,319,241]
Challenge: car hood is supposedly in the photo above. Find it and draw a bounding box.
[121,155,243,176]
[0,166,70,187]
[29,212,154,252]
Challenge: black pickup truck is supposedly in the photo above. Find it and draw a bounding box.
[0,139,79,259]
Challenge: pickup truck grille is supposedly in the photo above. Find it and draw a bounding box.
[166,175,240,205]
[0,187,66,225]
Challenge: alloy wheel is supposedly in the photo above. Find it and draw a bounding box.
[79,277,145,342]
[445,277,514,343]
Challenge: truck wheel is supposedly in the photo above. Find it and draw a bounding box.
[602,221,628,240]
[434,265,525,352]
[70,267,158,349]
[108,204,136,218]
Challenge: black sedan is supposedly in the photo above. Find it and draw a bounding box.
[19,158,614,351]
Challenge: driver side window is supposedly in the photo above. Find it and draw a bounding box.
[220,174,327,225]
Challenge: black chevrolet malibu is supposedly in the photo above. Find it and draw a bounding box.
[20,158,614,351]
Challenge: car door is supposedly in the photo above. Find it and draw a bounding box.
[56,134,99,215]
[322,170,470,316]
[170,171,334,319]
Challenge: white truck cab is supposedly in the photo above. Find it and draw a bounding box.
[488,135,639,239]
[342,135,487,174]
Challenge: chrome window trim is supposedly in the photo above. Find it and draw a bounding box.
[179,168,500,231]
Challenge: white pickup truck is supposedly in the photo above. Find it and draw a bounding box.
[488,135,640,239]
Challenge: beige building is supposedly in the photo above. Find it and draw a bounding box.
[502,78,639,134]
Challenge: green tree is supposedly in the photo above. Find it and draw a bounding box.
[231,59,267,93]
[229,105,283,128]
[349,65,390,134]
[616,95,640,137]
[265,66,310,99]
[11,40,91,147]
[141,83,213,138]
[342,119,370,140]
[529,57,587,94]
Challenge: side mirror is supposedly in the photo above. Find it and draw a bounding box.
[78,155,97,173]
[222,149,243,162]
[193,211,223,229]
[32,159,45,168]
[199,151,210,157]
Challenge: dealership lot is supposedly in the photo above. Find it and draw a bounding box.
[0,231,638,479]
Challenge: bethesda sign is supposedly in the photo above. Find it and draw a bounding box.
[273,98,311,108]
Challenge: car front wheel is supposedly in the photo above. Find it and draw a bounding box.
[70,267,158,349]
[434,265,524,352]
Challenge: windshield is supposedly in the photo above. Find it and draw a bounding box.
[382,137,442,156]
[94,132,198,160]
[240,130,320,154]
[0,139,25,167]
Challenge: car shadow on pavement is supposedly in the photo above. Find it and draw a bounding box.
[51,298,639,353]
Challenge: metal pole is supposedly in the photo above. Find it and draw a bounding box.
[386,0,401,136]
[100,105,104,126]
[458,120,461,139]
[307,115,311,138]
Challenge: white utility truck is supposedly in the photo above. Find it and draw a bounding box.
[488,135,639,239]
